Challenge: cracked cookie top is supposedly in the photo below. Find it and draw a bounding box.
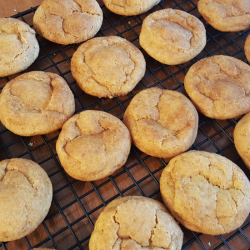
[0,71,75,136]
[33,0,103,45]
[184,55,250,119]
[0,18,39,77]
[71,36,146,98]
[198,0,250,32]
[0,158,52,241]
[102,0,161,16]
[160,151,250,235]
[234,112,250,170]
[56,110,131,181]
[139,9,206,65]
[123,87,198,158]
[89,196,183,250]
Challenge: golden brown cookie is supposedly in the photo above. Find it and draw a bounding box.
[56,110,131,181]
[160,151,250,235]
[0,158,53,242]
[184,55,250,120]
[244,34,250,63]
[139,9,206,65]
[89,196,183,250]
[0,71,75,136]
[198,0,250,32]
[0,18,39,77]
[103,0,161,16]
[234,112,250,170]
[33,0,103,45]
[71,36,146,98]
[123,87,198,159]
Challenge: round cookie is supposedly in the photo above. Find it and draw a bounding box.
[33,0,103,45]
[0,158,52,241]
[244,34,250,63]
[139,9,206,65]
[184,55,250,119]
[123,87,198,159]
[160,151,250,235]
[71,36,146,98]
[234,112,250,170]
[0,71,75,136]
[103,0,161,16]
[0,18,39,77]
[56,110,131,181]
[198,0,250,32]
[89,196,183,250]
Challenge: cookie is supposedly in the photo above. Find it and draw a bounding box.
[0,158,53,241]
[0,71,75,136]
[198,0,250,32]
[160,151,250,235]
[103,0,161,16]
[234,112,250,170]
[71,36,146,98]
[184,55,250,119]
[123,87,198,159]
[89,196,183,250]
[56,110,131,181]
[244,34,250,63]
[0,18,39,77]
[139,9,206,65]
[33,0,103,45]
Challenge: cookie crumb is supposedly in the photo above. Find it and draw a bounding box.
[14,9,16,12]
[208,242,211,246]
[28,142,34,147]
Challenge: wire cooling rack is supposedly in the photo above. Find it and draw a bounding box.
[1,0,250,249]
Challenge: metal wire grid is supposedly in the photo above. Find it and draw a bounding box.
[0,0,250,249]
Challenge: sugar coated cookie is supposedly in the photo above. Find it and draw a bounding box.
[0,18,39,77]
[33,0,103,45]
[234,112,250,170]
[56,110,131,181]
[0,158,52,241]
[89,196,183,250]
[160,151,250,235]
[71,36,146,98]
[139,9,206,65]
[198,0,250,32]
[0,71,75,136]
[103,0,161,16]
[123,87,198,158]
[184,55,250,119]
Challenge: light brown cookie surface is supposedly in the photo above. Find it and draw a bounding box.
[234,112,250,170]
[89,196,183,250]
[160,151,250,235]
[198,0,250,32]
[0,71,75,136]
[139,9,206,65]
[71,36,146,98]
[33,0,103,45]
[245,34,250,63]
[0,18,39,77]
[184,55,250,119]
[103,0,161,16]
[0,158,53,242]
[56,110,131,181]
[123,87,198,158]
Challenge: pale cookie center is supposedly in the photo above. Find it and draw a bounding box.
[10,79,52,111]
[87,45,134,89]
[157,95,190,131]
[65,134,106,165]
[151,20,192,50]
[0,34,24,62]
